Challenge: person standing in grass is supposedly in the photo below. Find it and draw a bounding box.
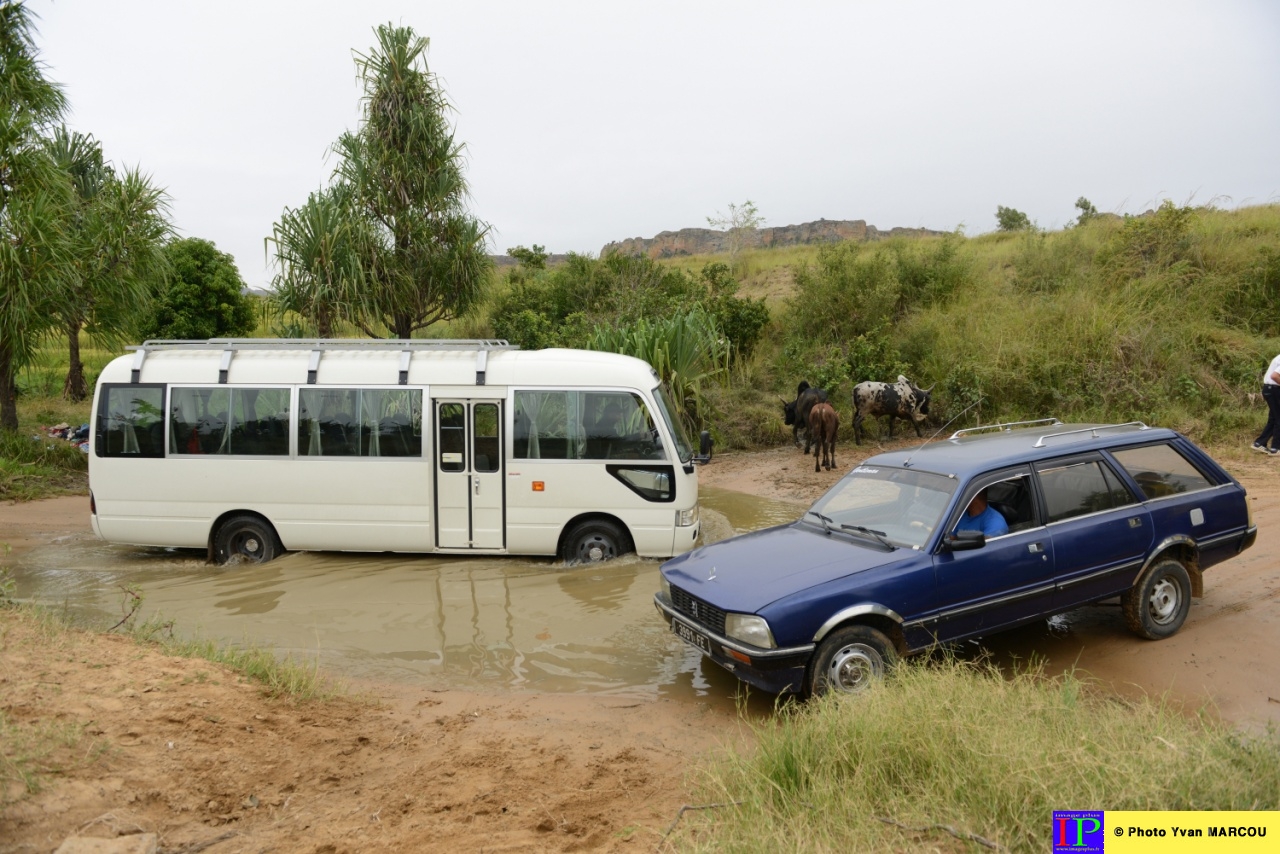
[1253,353,1280,455]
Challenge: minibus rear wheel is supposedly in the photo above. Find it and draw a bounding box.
[213,515,282,564]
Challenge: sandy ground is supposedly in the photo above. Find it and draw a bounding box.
[2,441,1279,852]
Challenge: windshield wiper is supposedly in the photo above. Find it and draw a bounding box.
[805,510,835,533]
[839,523,895,549]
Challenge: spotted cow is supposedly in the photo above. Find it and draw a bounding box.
[851,375,932,444]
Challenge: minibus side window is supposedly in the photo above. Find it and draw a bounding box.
[299,388,422,457]
[514,390,663,460]
[171,388,290,456]
[96,384,165,457]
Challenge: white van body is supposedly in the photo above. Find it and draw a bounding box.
[89,340,701,563]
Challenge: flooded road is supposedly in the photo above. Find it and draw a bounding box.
[6,487,804,707]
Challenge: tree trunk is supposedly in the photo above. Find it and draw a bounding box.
[0,347,18,432]
[393,312,412,340]
[64,321,86,401]
[315,305,333,339]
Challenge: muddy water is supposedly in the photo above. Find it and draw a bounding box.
[8,487,804,708]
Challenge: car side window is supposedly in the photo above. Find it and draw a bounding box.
[1035,458,1135,523]
[984,473,1040,533]
[1109,443,1214,499]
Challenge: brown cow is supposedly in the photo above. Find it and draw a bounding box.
[808,401,839,472]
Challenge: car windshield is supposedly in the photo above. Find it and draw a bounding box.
[807,465,957,549]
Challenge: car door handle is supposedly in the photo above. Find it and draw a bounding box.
[1129,517,1142,528]
[1028,542,1044,554]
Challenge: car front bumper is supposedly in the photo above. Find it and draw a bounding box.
[653,593,814,695]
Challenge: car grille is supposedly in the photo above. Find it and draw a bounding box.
[670,585,726,636]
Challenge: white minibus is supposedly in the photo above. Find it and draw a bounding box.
[89,339,706,564]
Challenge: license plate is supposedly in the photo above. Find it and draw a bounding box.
[671,617,712,654]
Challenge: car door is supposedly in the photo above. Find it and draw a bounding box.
[929,467,1056,642]
[1035,453,1151,609]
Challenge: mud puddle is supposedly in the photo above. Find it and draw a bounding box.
[5,487,800,712]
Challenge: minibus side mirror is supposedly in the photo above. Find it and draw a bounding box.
[688,430,713,471]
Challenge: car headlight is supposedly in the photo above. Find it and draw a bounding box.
[675,506,699,527]
[659,574,671,600]
[724,613,776,649]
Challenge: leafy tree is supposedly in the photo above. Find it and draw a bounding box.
[0,0,70,430]
[140,238,254,340]
[996,205,1032,232]
[271,24,492,340]
[44,127,171,399]
[1073,196,1099,226]
[707,199,764,266]
[507,244,547,270]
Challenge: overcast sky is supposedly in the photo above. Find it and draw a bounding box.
[32,0,1280,290]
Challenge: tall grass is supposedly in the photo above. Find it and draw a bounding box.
[588,307,730,434]
[675,658,1280,852]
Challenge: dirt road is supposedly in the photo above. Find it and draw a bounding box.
[2,443,1278,852]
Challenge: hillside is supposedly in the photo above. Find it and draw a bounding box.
[601,218,946,258]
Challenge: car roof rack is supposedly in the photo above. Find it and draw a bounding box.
[1033,421,1149,448]
[950,418,1062,440]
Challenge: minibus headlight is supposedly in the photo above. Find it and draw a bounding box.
[676,506,699,527]
[725,613,776,649]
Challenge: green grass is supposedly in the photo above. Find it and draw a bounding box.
[673,658,1280,852]
[125,613,342,701]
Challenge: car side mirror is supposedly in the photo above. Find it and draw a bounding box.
[943,530,986,552]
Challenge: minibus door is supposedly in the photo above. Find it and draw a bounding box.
[434,400,505,550]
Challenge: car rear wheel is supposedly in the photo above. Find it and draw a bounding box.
[807,625,897,698]
[1122,557,1192,639]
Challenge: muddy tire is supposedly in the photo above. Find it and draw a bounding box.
[213,515,281,565]
[806,625,896,698]
[562,519,629,565]
[1122,557,1192,640]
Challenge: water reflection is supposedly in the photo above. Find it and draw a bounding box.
[6,487,796,715]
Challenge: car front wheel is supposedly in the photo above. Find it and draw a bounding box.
[807,625,897,698]
[1122,557,1192,640]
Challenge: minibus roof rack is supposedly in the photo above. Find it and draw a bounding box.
[125,339,519,386]
[128,338,518,352]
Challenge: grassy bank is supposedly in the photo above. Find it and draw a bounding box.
[673,658,1280,852]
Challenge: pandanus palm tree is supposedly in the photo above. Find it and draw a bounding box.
[0,0,69,430]
[44,127,171,400]
[269,23,491,340]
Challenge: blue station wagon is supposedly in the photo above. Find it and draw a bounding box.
[655,420,1257,697]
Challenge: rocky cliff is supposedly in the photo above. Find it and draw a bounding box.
[600,219,946,258]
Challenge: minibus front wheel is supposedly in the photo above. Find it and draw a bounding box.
[213,514,282,565]
[562,518,631,565]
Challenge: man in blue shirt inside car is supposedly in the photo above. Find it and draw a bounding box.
[954,489,1009,537]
